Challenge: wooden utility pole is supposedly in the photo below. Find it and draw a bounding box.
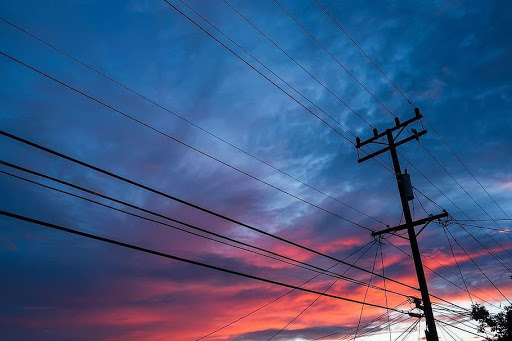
[355,108,447,341]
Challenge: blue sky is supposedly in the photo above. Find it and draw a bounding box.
[1,0,512,340]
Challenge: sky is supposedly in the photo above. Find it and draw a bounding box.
[1,0,512,340]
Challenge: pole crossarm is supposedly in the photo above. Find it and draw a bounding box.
[357,129,427,163]
[356,107,423,148]
[372,211,448,237]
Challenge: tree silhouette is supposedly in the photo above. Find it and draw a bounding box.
[471,304,512,340]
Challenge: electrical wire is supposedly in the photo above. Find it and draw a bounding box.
[0,16,386,226]
[161,0,355,146]
[403,152,512,272]
[313,0,511,230]
[395,319,420,341]
[1,165,403,294]
[299,1,512,309]
[435,319,483,338]
[219,0,375,129]
[379,241,392,341]
[218,0,397,175]
[383,238,500,310]
[197,241,376,340]
[313,301,409,340]
[2,5,508,338]
[0,50,378,233]
[441,226,474,305]
[444,227,511,303]
[350,244,379,340]
[272,0,397,119]
[267,241,377,340]
[0,130,418,290]
[0,209,412,313]
[418,140,512,257]
[313,0,414,106]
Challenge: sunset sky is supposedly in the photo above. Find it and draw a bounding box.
[1,0,512,340]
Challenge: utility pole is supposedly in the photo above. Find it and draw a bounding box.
[355,108,447,341]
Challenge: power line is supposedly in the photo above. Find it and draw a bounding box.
[444,227,511,304]
[441,226,474,305]
[453,218,512,222]
[221,0,397,175]
[0,130,418,290]
[5,165,410,340]
[424,117,512,221]
[3,3,508,338]
[434,309,482,333]
[160,0,355,145]
[415,191,501,305]
[173,0,397,177]
[379,241,392,341]
[220,0,399,175]
[0,163,407,297]
[339,314,408,341]
[8,3,504,334]
[438,322,463,341]
[313,301,409,340]
[219,0,374,129]
[418,140,509,232]
[272,0,397,119]
[395,319,420,341]
[402,152,512,272]
[313,0,414,106]
[312,0,512,279]
[196,240,376,340]
[267,241,377,340]
[0,17,386,227]
[313,0,511,227]
[383,238,499,311]
[409,110,512,272]
[435,319,483,339]
[0,209,411,313]
[345,313,411,340]
[0,50,375,232]
[456,222,509,233]
[232,0,509,271]
[352,244,380,340]
[453,221,512,273]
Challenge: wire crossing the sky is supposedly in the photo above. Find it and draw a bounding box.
[196,240,376,340]
[267,241,378,340]
[0,130,418,291]
[314,0,414,106]
[0,16,386,226]
[313,0,511,231]
[2,2,510,339]
[0,163,410,297]
[272,0,397,119]
[166,0,397,175]
[0,209,410,313]
[0,50,376,233]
